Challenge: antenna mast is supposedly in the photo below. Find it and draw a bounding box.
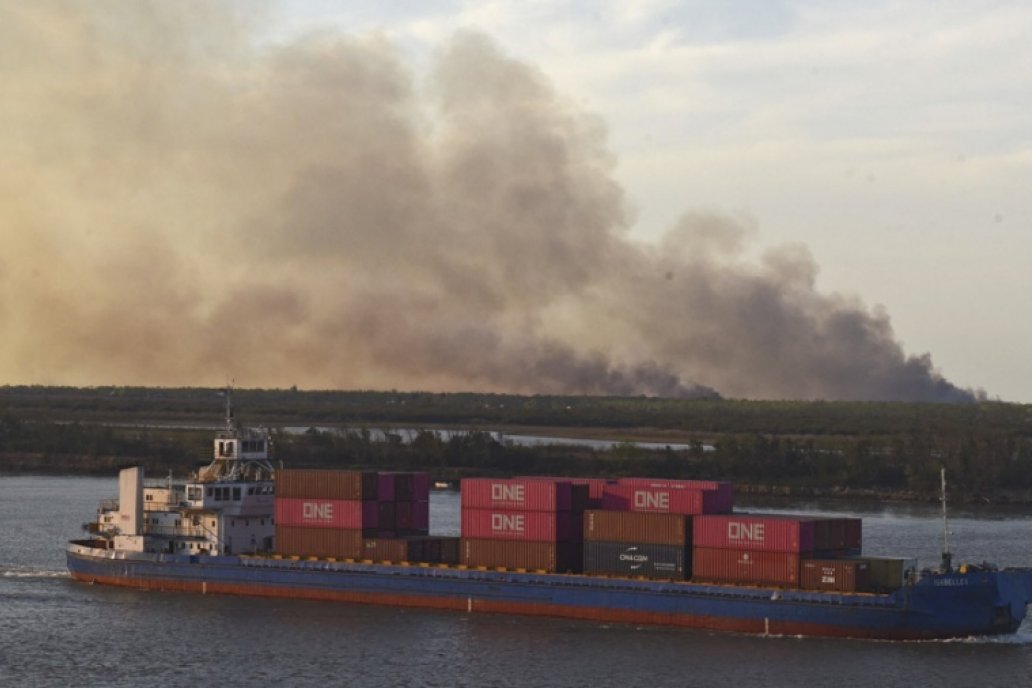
[940,467,952,573]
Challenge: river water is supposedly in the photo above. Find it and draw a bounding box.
[3,475,1032,687]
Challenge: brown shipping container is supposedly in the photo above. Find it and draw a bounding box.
[276,469,378,500]
[800,559,869,592]
[692,547,800,587]
[460,538,582,573]
[275,525,364,559]
[584,510,690,547]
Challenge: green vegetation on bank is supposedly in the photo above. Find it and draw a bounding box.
[2,386,1031,502]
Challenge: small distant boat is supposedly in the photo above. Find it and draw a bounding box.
[433,481,452,490]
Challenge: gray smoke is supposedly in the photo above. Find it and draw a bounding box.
[0,3,975,402]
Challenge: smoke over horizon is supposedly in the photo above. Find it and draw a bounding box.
[0,3,977,402]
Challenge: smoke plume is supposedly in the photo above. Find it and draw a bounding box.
[0,3,975,402]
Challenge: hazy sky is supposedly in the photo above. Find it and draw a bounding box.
[2,1,1028,402]
[274,0,1032,401]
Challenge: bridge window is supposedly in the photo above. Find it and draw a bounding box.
[233,487,241,501]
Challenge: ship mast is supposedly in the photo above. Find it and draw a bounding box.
[197,386,275,482]
[940,467,952,573]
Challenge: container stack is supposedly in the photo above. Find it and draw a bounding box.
[459,478,587,572]
[275,469,438,561]
[583,510,691,580]
[692,514,865,589]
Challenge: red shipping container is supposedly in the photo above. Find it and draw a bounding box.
[275,498,379,530]
[460,538,581,572]
[276,469,378,500]
[275,526,364,559]
[692,547,800,587]
[461,508,580,542]
[617,478,734,512]
[800,559,869,592]
[583,510,690,546]
[693,514,816,553]
[461,478,574,511]
[602,484,727,515]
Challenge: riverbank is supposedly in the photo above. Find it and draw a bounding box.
[6,450,1032,506]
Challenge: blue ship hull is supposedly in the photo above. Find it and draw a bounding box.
[66,541,1032,640]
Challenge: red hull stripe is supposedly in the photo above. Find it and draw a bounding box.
[69,571,941,640]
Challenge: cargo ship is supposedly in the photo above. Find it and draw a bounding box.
[67,403,1032,640]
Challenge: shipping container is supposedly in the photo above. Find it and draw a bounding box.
[377,501,396,533]
[395,501,413,531]
[583,541,688,580]
[395,500,431,534]
[461,478,576,511]
[275,525,364,559]
[800,559,870,592]
[276,469,378,501]
[813,518,847,550]
[412,499,429,533]
[693,514,815,553]
[583,510,690,547]
[601,485,728,515]
[617,478,734,512]
[385,471,431,502]
[460,538,581,573]
[275,498,379,530]
[692,547,800,587]
[438,536,459,565]
[461,509,581,542]
[848,557,918,592]
[377,473,395,502]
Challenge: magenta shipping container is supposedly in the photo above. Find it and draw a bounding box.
[275,498,379,530]
[602,485,728,516]
[693,514,816,553]
[461,478,574,512]
[376,473,395,502]
[395,500,430,533]
[692,546,801,587]
[461,509,581,542]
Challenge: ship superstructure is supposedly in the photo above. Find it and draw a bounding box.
[93,394,276,556]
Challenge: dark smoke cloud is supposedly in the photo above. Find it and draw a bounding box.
[0,3,975,402]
